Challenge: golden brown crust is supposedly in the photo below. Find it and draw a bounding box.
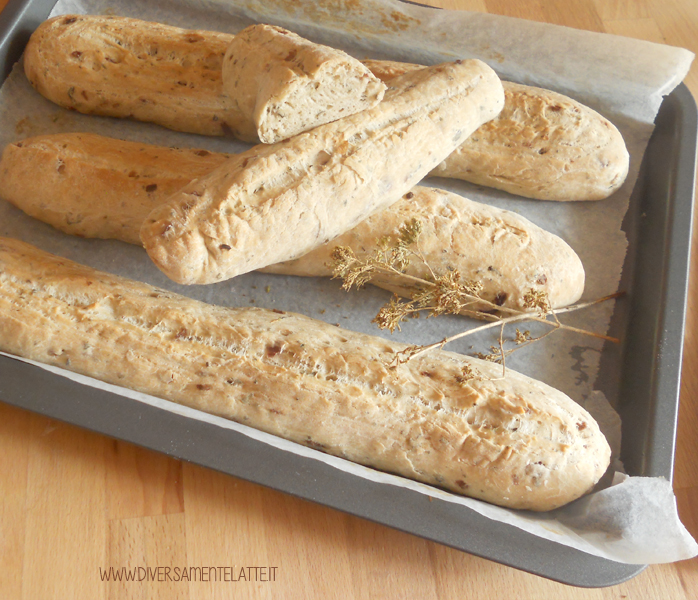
[434,81,629,201]
[364,60,630,201]
[0,133,231,245]
[140,60,505,285]
[23,14,245,138]
[0,237,610,511]
[0,133,583,309]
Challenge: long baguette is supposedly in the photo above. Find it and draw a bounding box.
[364,60,629,201]
[139,60,505,285]
[0,237,610,511]
[23,15,385,143]
[0,134,228,245]
[23,14,628,201]
[262,186,585,310]
[23,15,240,138]
[0,133,584,310]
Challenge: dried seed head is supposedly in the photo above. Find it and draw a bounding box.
[373,294,410,333]
[514,329,532,344]
[523,288,550,312]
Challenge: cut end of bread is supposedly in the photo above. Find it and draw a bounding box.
[222,24,386,144]
[256,63,387,144]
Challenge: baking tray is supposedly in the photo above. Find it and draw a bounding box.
[0,0,695,588]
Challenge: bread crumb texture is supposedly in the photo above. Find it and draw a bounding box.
[222,24,386,143]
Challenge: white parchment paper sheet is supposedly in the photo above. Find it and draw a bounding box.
[0,0,695,563]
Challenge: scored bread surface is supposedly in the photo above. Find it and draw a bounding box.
[0,237,610,511]
[139,60,505,285]
[0,133,584,309]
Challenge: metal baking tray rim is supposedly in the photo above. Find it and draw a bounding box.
[0,0,695,588]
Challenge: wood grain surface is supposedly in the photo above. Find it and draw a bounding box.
[1,0,697,598]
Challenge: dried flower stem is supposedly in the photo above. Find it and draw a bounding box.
[331,218,623,370]
[389,292,622,366]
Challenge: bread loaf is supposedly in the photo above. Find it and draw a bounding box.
[364,60,629,201]
[0,237,610,511]
[0,132,584,310]
[23,14,242,138]
[221,24,385,143]
[23,15,384,143]
[0,134,230,245]
[23,14,627,200]
[140,60,505,284]
[264,187,585,310]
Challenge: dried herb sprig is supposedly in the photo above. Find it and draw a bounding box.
[330,218,622,373]
[391,291,622,369]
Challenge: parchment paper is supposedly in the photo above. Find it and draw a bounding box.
[0,0,696,563]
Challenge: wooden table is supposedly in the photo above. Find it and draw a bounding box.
[1,0,697,598]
